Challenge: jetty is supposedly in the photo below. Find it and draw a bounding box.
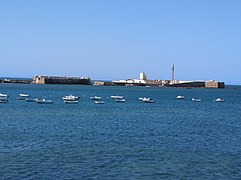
[0,78,30,84]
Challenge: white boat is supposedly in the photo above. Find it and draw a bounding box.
[37,99,54,104]
[64,100,79,104]
[90,96,102,100]
[142,97,151,101]
[177,95,184,99]
[0,93,8,98]
[116,99,125,102]
[95,101,105,104]
[139,97,144,101]
[142,97,155,103]
[192,98,202,102]
[25,98,38,102]
[214,98,224,102]
[19,93,30,97]
[110,95,124,99]
[62,95,79,101]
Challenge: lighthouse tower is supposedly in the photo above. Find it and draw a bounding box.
[171,64,174,83]
[140,72,147,80]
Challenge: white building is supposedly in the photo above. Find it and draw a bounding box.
[139,72,147,80]
[112,72,147,85]
[112,79,146,84]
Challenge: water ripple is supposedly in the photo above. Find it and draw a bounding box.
[1,84,241,179]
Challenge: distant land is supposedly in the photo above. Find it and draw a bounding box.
[0,75,225,89]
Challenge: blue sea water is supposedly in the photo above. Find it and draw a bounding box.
[0,84,241,179]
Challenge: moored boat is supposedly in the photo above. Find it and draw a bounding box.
[95,101,105,104]
[0,93,8,98]
[62,95,79,101]
[111,95,124,99]
[116,99,125,102]
[192,98,202,102]
[37,99,54,104]
[90,96,102,100]
[142,97,155,103]
[177,95,184,99]
[19,93,30,97]
[214,98,224,102]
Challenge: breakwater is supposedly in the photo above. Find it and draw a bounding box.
[0,78,31,84]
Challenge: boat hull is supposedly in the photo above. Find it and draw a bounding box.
[64,100,79,104]
[0,99,8,103]
[25,98,38,102]
[37,100,54,104]
[95,101,105,104]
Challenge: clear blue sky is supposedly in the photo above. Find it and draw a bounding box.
[1,0,241,84]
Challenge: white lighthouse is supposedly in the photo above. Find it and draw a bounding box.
[140,72,147,80]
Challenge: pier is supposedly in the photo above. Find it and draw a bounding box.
[0,78,31,84]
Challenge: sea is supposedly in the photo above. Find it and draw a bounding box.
[1,83,241,179]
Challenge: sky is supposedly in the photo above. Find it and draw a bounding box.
[0,0,241,85]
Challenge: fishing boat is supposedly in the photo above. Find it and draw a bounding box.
[37,99,54,104]
[177,95,184,99]
[19,93,30,97]
[142,97,155,103]
[110,95,124,99]
[62,95,79,101]
[95,101,105,104]
[0,93,8,98]
[192,98,202,102]
[116,99,125,102]
[90,96,102,100]
[214,98,224,102]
